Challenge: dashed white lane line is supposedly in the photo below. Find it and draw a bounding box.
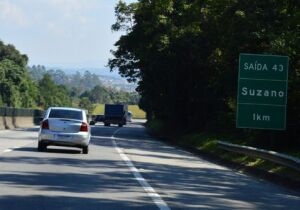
[112,129,171,210]
[2,146,20,153]
[3,149,13,153]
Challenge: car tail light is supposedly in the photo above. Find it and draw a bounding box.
[41,120,49,129]
[80,122,88,132]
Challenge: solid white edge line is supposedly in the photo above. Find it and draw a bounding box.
[111,129,171,210]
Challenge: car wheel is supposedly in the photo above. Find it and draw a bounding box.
[104,123,110,126]
[82,146,89,154]
[89,121,95,125]
[38,142,46,152]
[118,124,123,127]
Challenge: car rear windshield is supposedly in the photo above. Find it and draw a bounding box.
[48,109,83,120]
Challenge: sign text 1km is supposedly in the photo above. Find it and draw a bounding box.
[237,53,289,130]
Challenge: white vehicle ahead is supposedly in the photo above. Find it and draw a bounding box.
[38,107,91,154]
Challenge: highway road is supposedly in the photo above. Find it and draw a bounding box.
[0,120,299,210]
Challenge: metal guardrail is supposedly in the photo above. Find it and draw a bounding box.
[218,141,300,172]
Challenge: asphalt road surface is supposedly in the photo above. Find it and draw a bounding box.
[0,120,299,210]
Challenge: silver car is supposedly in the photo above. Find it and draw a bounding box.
[38,107,91,154]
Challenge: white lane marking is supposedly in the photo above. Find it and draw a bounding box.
[112,129,171,210]
[92,136,111,140]
[3,149,13,153]
[2,146,21,153]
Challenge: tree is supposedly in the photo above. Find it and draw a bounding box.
[0,59,37,107]
[28,65,47,81]
[0,40,28,66]
[0,41,39,108]
[79,97,95,114]
[109,0,300,145]
[38,74,71,108]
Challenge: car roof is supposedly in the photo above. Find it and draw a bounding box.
[49,107,84,112]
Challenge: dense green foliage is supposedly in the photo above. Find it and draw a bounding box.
[109,0,300,148]
[37,74,72,108]
[0,41,38,108]
[0,41,73,109]
[79,97,95,114]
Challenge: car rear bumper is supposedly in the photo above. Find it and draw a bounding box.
[38,130,90,147]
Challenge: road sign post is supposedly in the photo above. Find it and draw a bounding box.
[237,53,289,130]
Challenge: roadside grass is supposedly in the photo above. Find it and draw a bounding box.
[289,151,300,159]
[128,105,146,119]
[93,104,146,119]
[93,104,105,114]
[147,120,300,182]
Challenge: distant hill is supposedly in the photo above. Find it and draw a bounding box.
[99,75,137,92]
[30,66,137,92]
[48,67,121,77]
[60,67,138,92]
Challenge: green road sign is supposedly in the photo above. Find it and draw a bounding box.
[237,53,289,130]
[237,104,286,130]
[239,54,289,80]
[238,79,287,105]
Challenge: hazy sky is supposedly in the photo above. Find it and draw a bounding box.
[0,0,136,68]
